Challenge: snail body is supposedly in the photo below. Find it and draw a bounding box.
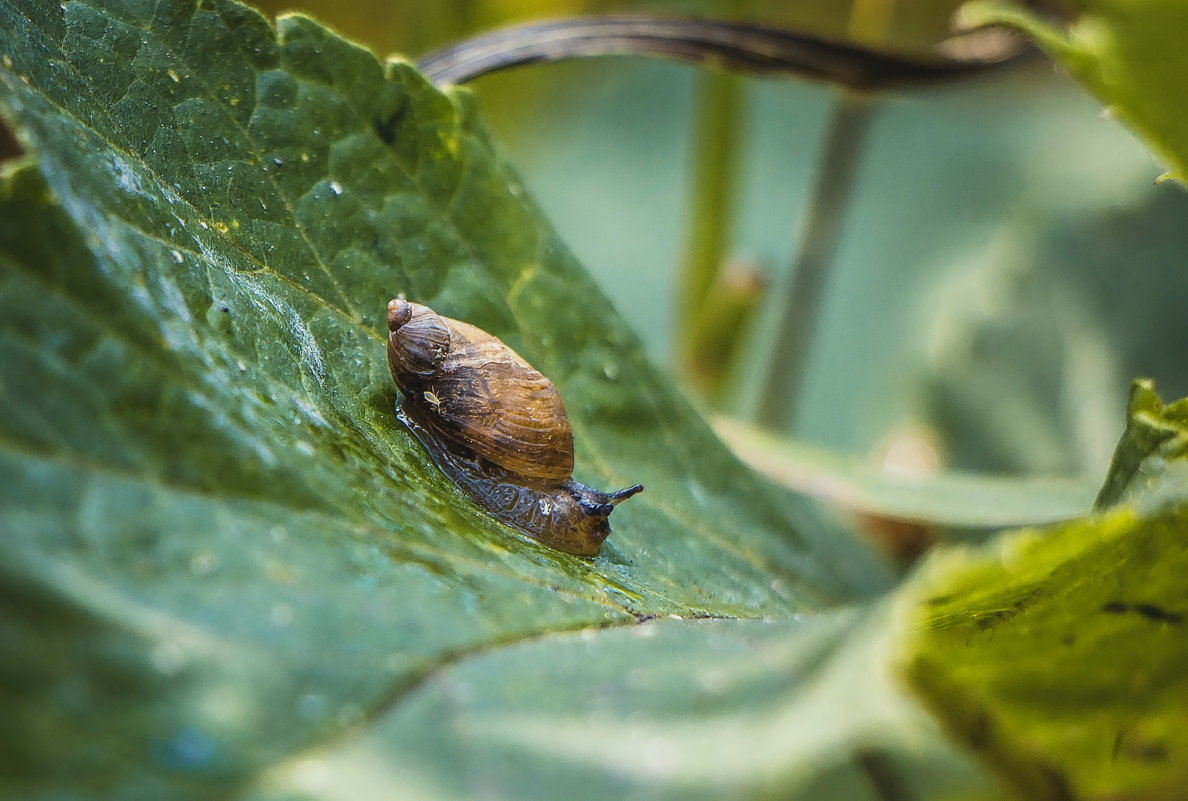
[387,298,641,556]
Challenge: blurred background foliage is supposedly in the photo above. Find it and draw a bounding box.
[251,0,1188,522]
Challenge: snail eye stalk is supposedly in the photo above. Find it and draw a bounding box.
[610,484,644,504]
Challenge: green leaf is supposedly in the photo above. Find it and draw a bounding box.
[920,183,1188,479]
[1095,380,1188,510]
[960,0,1188,183]
[246,605,999,801]
[905,383,1188,800]
[0,0,893,795]
[713,416,1097,528]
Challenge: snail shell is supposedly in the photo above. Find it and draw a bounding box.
[387,298,642,556]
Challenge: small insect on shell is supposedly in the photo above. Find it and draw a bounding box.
[387,298,642,556]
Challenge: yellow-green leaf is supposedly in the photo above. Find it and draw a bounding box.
[961,0,1188,183]
[906,383,1188,800]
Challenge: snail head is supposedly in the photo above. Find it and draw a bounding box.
[561,482,643,553]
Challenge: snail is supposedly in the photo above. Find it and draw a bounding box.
[386,298,642,556]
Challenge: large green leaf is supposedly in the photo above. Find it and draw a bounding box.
[245,605,999,801]
[0,0,894,796]
[906,383,1188,800]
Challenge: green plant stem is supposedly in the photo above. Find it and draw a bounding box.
[678,70,745,396]
[755,91,875,430]
[680,70,742,331]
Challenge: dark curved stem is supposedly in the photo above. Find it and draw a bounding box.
[416,16,1031,89]
[756,92,875,430]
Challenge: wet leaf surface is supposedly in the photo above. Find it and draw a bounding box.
[0,1,890,796]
